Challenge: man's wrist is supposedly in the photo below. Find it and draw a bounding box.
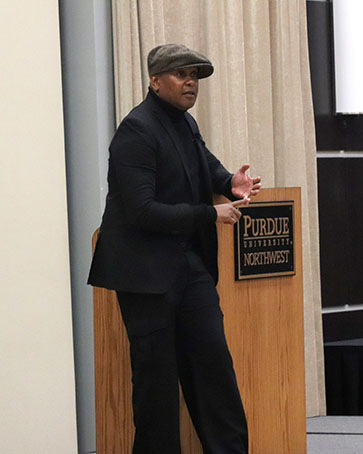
[193,204,217,225]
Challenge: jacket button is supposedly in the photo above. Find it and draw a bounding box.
[180,242,187,248]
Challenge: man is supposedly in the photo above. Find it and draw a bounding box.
[88,43,261,453]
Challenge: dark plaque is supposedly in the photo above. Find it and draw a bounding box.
[234,201,295,280]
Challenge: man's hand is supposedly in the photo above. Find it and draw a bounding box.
[214,199,249,225]
[231,164,261,200]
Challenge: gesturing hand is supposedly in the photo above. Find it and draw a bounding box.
[214,199,249,225]
[231,164,261,200]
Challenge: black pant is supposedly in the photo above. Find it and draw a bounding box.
[117,251,248,453]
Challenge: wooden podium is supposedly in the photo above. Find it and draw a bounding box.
[93,187,307,453]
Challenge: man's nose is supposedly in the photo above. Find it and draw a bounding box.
[186,77,197,86]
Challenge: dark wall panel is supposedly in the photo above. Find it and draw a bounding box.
[317,158,346,308]
[318,158,363,308]
[307,0,334,116]
[346,162,363,306]
[323,311,363,342]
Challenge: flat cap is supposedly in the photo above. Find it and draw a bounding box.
[147,44,214,79]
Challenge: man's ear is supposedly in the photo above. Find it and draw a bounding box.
[149,75,160,93]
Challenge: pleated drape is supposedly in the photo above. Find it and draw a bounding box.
[111,0,325,417]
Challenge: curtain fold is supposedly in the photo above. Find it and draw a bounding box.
[111,0,325,417]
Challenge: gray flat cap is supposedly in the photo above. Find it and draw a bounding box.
[148,44,214,79]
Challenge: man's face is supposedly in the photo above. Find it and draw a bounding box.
[150,67,199,111]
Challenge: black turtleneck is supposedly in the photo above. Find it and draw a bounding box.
[149,87,217,235]
[149,88,201,203]
[149,86,186,121]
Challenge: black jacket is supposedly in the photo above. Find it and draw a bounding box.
[88,92,235,293]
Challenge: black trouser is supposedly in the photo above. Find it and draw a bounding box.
[117,251,248,453]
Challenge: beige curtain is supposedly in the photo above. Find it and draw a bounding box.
[111,0,325,417]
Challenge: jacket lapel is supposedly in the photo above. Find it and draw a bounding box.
[184,114,213,204]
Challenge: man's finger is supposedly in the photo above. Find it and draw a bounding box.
[232,207,242,217]
[232,197,250,207]
[231,199,245,207]
[239,163,250,174]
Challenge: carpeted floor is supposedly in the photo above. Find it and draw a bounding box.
[307,416,363,454]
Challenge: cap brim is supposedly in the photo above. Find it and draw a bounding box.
[173,62,214,79]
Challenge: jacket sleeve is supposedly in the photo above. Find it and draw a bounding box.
[110,118,217,236]
[203,145,238,200]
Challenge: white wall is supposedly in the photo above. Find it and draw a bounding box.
[0,1,78,453]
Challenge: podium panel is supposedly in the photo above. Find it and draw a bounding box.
[93,187,306,453]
